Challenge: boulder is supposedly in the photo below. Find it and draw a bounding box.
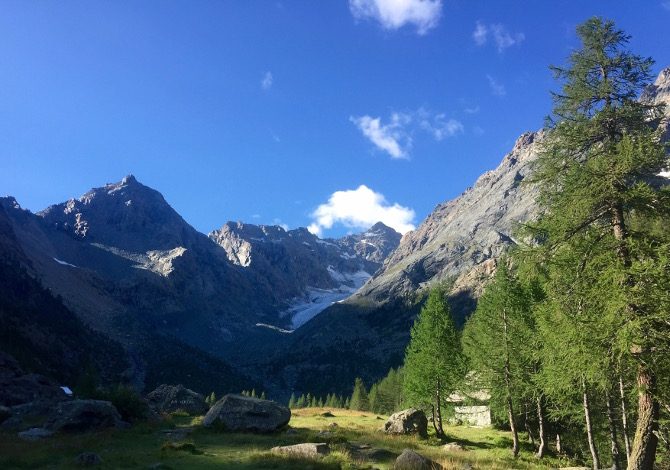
[203,394,290,433]
[383,408,428,438]
[146,384,208,416]
[1,400,58,431]
[394,449,439,470]
[74,452,102,466]
[45,399,126,432]
[18,427,53,441]
[271,443,330,459]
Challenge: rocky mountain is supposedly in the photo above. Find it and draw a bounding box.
[0,176,400,391]
[264,67,670,397]
[209,221,400,328]
[336,222,402,264]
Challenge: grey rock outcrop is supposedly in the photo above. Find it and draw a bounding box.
[394,449,439,470]
[271,442,330,459]
[146,384,208,415]
[0,352,69,407]
[202,394,290,432]
[383,408,428,438]
[44,399,126,433]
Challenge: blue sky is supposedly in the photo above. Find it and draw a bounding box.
[2,1,669,237]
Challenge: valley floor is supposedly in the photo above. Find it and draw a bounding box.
[0,408,577,469]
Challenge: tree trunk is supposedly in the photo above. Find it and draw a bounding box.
[525,402,536,446]
[431,404,440,436]
[610,205,659,470]
[556,433,562,454]
[502,308,519,457]
[583,385,601,470]
[606,389,622,470]
[536,395,547,459]
[435,379,445,438]
[627,365,659,470]
[620,375,632,464]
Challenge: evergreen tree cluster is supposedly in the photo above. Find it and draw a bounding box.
[458,17,670,470]
[287,392,349,410]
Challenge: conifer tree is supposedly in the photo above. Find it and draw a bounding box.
[462,262,535,457]
[530,17,668,469]
[403,285,465,438]
[288,393,296,409]
[350,377,370,411]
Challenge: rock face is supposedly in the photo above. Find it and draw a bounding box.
[44,399,125,433]
[0,352,69,407]
[394,449,438,470]
[146,384,208,415]
[383,408,428,438]
[202,394,290,433]
[271,443,330,459]
[209,221,400,328]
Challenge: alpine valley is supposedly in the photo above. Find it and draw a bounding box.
[2,67,669,401]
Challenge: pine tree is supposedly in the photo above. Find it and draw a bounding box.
[530,17,668,469]
[260,391,266,400]
[462,262,536,457]
[403,285,465,439]
[288,393,296,409]
[349,377,370,411]
[296,394,306,408]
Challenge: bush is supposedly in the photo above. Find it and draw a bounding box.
[101,384,150,423]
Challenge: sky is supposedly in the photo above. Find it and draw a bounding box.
[1,1,669,238]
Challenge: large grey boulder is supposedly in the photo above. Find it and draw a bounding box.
[383,408,428,438]
[146,384,208,415]
[202,394,290,433]
[271,443,330,459]
[44,399,126,432]
[394,449,439,470]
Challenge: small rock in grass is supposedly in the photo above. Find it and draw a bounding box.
[320,411,335,417]
[271,442,330,459]
[74,452,102,466]
[443,442,465,452]
[394,449,439,470]
[18,427,53,441]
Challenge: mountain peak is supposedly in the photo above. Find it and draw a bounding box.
[121,174,137,185]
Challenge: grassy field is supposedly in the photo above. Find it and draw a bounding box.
[0,407,578,469]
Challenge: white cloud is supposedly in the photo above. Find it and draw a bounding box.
[491,24,525,52]
[663,1,670,10]
[349,0,442,35]
[351,108,462,158]
[418,110,463,140]
[472,21,488,46]
[350,113,411,159]
[487,75,506,96]
[464,105,480,114]
[261,71,273,90]
[473,21,524,53]
[308,185,415,236]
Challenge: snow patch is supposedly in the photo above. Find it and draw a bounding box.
[256,323,293,334]
[60,386,73,396]
[53,258,77,268]
[284,269,372,329]
[659,171,670,178]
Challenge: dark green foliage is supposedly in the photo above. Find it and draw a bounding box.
[349,377,370,411]
[368,367,405,415]
[101,384,150,423]
[403,285,465,437]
